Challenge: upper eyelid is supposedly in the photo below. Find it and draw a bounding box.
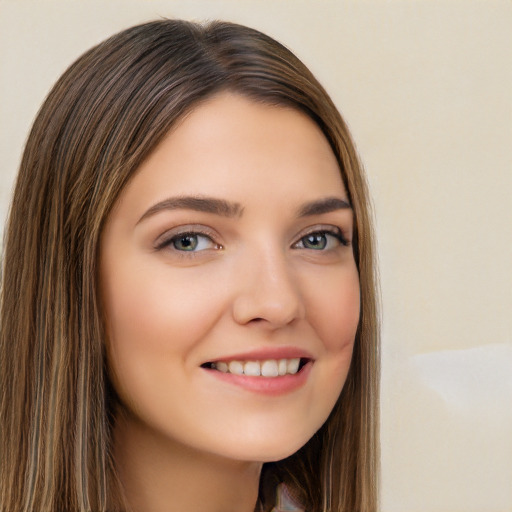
[294,224,350,242]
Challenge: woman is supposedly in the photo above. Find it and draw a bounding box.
[0,19,379,512]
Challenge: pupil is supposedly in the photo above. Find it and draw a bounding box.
[305,234,326,250]
[175,235,197,251]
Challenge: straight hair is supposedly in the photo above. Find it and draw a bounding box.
[0,19,379,512]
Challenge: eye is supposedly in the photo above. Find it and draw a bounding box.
[157,231,220,252]
[294,229,348,251]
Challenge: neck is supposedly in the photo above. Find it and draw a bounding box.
[113,412,263,512]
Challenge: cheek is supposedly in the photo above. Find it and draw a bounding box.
[294,264,359,436]
[306,264,360,355]
[101,260,223,385]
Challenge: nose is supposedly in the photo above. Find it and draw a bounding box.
[231,247,305,329]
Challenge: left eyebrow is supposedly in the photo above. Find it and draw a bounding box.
[297,197,352,217]
[136,195,244,225]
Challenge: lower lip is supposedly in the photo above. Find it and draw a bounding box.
[202,361,312,396]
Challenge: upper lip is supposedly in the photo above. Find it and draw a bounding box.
[204,346,315,364]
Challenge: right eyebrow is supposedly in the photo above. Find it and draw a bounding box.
[136,195,244,225]
[297,196,352,217]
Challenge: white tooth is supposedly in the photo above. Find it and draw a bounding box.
[287,358,300,375]
[229,361,244,375]
[278,359,288,376]
[244,361,261,376]
[261,360,279,377]
[216,361,228,373]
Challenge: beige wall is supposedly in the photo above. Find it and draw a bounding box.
[1,1,511,510]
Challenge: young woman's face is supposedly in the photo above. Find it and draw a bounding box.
[100,92,360,462]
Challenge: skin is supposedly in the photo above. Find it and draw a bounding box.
[100,92,360,512]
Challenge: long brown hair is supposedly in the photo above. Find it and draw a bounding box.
[0,19,379,512]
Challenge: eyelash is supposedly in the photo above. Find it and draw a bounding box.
[155,226,349,255]
[293,227,349,250]
[154,227,221,254]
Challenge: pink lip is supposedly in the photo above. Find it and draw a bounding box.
[205,346,314,364]
[203,360,313,396]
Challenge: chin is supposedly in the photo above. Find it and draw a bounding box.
[215,427,317,464]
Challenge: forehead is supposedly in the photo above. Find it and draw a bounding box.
[117,92,347,217]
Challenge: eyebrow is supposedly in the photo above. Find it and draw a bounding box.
[137,194,351,224]
[297,197,352,217]
[137,195,244,224]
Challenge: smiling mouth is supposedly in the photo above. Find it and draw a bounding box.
[201,358,310,377]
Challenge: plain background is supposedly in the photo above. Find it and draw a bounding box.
[1,1,511,511]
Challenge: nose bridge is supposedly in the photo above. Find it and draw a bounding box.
[232,240,304,327]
